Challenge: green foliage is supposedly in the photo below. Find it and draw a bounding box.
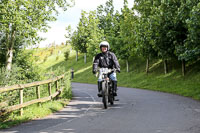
[43,56,48,63]
[56,56,59,61]
[64,50,70,62]
[0,70,39,116]
[14,50,41,81]
[87,11,104,56]
[0,46,72,128]
[61,71,72,99]
[97,0,117,52]
[0,49,42,120]
[0,0,74,70]
[70,54,200,101]
[180,2,200,61]
[70,10,104,57]
[116,2,136,60]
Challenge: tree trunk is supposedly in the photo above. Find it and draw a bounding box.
[6,48,14,71]
[84,53,87,63]
[6,30,15,71]
[164,59,168,74]
[126,59,129,72]
[76,50,78,62]
[146,58,149,74]
[182,59,186,76]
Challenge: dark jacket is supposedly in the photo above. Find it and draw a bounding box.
[93,51,120,73]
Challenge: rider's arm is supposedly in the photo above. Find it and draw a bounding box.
[93,54,100,74]
[112,53,120,73]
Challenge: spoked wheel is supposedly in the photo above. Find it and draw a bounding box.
[102,81,108,109]
[109,85,114,105]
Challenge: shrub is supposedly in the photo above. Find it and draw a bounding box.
[0,50,42,110]
[56,56,59,61]
[64,50,70,62]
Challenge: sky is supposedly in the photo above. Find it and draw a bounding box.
[38,0,134,48]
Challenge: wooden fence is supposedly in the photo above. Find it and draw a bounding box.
[0,74,65,116]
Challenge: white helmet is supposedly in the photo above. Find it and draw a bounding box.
[99,41,110,50]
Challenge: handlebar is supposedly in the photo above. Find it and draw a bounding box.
[95,68,116,77]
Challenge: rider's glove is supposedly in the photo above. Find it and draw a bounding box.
[116,69,120,73]
[93,70,97,74]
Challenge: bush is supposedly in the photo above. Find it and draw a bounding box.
[64,50,70,62]
[43,56,48,62]
[61,71,72,99]
[56,56,59,61]
[0,50,42,111]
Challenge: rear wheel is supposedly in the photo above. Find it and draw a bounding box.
[110,94,114,105]
[102,81,108,109]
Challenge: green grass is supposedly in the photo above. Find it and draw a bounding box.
[0,99,69,129]
[0,45,73,129]
[3,44,199,128]
[35,45,200,100]
[69,55,200,101]
[39,45,199,100]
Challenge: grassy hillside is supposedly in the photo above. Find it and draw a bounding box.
[2,44,199,129]
[0,45,72,129]
[35,45,200,100]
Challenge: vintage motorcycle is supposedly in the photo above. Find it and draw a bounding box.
[97,68,116,109]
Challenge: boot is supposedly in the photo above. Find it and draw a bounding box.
[97,81,102,97]
[113,81,118,96]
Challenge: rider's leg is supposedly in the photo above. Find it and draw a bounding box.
[97,81,102,97]
[109,72,118,96]
[97,74,103,97]
[112,81,117,96]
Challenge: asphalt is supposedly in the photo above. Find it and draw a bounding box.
[1,82,200,133]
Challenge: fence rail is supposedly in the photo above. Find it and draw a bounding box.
[0,74,65,116]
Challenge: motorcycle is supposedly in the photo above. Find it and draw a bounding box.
[97,68,116,109]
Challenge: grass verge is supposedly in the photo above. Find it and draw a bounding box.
[0,99,69,129]
[34,45,200,100]
[0,45,73,129]
[71,55,200,101]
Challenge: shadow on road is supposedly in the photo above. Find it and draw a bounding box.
[0,91,106,133]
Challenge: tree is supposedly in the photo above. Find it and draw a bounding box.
[87,11,104,57]
[97,0,116,47]
[65,25,73,45]
[133,0,158,73]
[177,1,200,75]
[0,0,74,70]
[76,11,89,63]
[135,0,182,74]
[71,31,79,61]
[117,0,137,72]
[71,10,104,63]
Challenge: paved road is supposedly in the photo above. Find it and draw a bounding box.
[1,82,200,133]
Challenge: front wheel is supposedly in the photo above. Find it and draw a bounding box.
[102,81,108,109]
[109,84,114,105]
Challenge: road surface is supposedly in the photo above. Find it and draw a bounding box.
[1,82,200,133]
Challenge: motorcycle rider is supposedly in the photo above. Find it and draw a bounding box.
[92,41,120,97]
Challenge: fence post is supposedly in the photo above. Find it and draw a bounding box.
[55,81,59,100]
[48,83,52,99]
[20,89,23,116]
[36,86,41,107]
[56,81,58,91]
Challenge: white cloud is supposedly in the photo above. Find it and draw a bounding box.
[38,0,134,48]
